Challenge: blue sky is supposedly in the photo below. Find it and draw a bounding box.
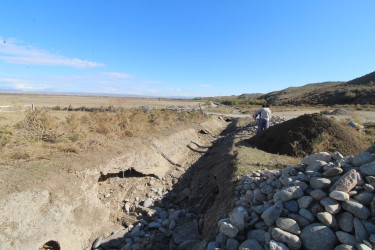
[1,1,375,97]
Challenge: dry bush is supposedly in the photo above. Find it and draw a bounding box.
[16,109,64,143]
[0,125,14,146]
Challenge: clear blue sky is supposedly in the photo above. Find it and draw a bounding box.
[1,1,375,97]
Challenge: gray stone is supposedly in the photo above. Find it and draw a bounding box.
[320,197,341,214]
[284,200,299,213]
[366,176,375,186]
[288,213,310,228]
[332,152,344,161]
[310,177,331,190]
[247,229,266,244]
[229,210,245,231]
[265,231,272,245]
[269,240,290,250]
[357,172,365,185]
[300,223,337,250]
[363,184,375,192]
[330,169,358,193]
[310,202,325,216]
[298,196,313,209]
[252,204,271,214]
[342,199,370,220]
[354,218,368,243]
[295,181,308,191]
[261,184,274,195]
[254,189,267,202]
[92,237,102,249]
[306,170,323,178]
[226,238,239,250]
[361,220,375,234]
[177,240,203,250]
[276,217,301,235]
[159,210,168,220]
[143,198,153,208]
[219,222,239,238]
[353,191,375,206]
[169,210,182,221]
[334,244,356,250]
[317,212,338,230]
[366,144,375,154]
[130,225,142,238]
[101,229,128,249]
[148,222,161,229]
[302,152,331,166]
[274,186,304,203]
[310,189,327,200]
[169,220,176,230]
[255,221,267,230]
[335,231,357,245]
[307,160,327,172]
[355,243,372,250]
[173,221,200,245]
[238,239,262,250]
[337,212,354,232]
[207,241,219,250]
[215,233,228,247]
[324,167,343,177]
[329,190,350,201]
[261,202,283,226]
[299,208,315,222]
[323,162,335,171]
[353,152,375,167]
[369,234,375,243]
[271,227,301,250]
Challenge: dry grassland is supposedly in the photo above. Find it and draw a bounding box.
[0,93,206,164]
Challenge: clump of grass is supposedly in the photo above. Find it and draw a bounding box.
[0,125,14,146]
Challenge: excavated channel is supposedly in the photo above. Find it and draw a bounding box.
[88,118,240,250]
[0,116,239,250]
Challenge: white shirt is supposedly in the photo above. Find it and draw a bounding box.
[253,107,271,120]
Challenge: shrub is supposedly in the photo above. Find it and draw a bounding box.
[16,109,64,143]
[0,125,14,146]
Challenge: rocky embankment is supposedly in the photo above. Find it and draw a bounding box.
[212,146,375,250]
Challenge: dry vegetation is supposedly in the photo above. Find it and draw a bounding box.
[0,107,204,164]
[234,144,301,177]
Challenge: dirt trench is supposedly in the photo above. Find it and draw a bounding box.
[90,118,239,249]
[0,116,239,250]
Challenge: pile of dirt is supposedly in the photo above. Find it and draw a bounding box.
[248,113,368,157]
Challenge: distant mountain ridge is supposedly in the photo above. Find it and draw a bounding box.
[256,70,375,105]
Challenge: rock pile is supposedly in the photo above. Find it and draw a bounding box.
[211,149,375,250]
[91,178,205,250]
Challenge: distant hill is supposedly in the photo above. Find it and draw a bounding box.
[259,70,375,105]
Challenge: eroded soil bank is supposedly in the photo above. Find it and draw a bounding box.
[0,116,237,249]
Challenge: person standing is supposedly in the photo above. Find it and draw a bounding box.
[253,105,271,134]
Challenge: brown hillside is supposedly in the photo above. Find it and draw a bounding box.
[248,113,368,157]
[259,70,375,105]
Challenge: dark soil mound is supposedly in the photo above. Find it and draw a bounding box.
[248,113,368,157]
